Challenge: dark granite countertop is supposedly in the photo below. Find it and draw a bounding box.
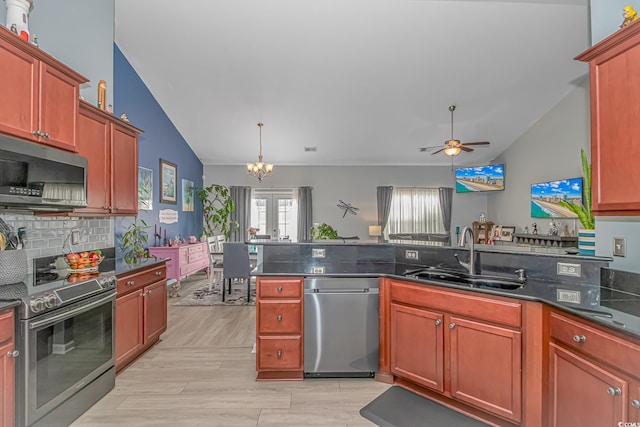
[0,299,21,311]
[253,262,640,341]
[115,257,168,276]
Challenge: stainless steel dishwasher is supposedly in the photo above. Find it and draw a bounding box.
[304,277,379,377]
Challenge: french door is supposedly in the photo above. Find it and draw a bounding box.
[250,189,298,241]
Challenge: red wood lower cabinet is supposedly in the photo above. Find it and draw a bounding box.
[0,309,16,427]
[116,263,167,373]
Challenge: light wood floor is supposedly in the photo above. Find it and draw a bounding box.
[72,273,389,426]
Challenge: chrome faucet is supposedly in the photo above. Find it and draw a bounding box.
[456,226,477,275]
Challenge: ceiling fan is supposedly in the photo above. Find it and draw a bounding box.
[419,105,490,156]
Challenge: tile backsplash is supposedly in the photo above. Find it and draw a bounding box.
[1,214,114,273]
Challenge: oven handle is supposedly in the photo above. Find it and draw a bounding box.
[28,292,115,330]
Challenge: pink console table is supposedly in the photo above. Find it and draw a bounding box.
[148,242,209,297]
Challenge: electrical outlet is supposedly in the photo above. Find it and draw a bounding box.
[405,250,419,260]
[613,237,626,257]
[310,266,325,274]
[312,248,326,258]
[557,262,581,277]
[71,230,80,245]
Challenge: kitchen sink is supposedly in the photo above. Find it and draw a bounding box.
[403,267,525,290]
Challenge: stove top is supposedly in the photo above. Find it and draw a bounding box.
[0,248,117,319]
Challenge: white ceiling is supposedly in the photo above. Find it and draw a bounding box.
[114,0,590,167]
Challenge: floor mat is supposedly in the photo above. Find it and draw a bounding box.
[360,386,490,427]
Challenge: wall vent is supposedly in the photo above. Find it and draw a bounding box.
[304,146,317,152]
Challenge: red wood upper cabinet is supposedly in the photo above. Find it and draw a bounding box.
[0,26,87,152]
[576,20,640,214]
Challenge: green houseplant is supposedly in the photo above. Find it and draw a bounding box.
[558,148,594,230]
[197,184,239,240]
[311,223,339,240]
[121,218,150,261]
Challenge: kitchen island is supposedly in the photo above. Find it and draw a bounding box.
[252,241,640,426]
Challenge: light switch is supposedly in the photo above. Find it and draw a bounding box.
[613,237,626,257]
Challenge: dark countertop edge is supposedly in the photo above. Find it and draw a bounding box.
[115,257,168,277]
[253,270,640,341]
[0,300,21,311]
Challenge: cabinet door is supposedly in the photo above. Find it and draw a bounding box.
[144,280,167,344]
[630,382,640,422]
[0,38,39,142]
[0,311,15,427]
[77,105,111,213]
[111,123,138,214]
[115,290,144,369]
[449,316,522,422]
[257,301,302,334]
[390,303,444,392]
[549,343,627,427]
[38,62,79,151]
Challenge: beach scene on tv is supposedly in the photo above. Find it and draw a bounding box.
[531,177,582,218]
[455,164,505,193]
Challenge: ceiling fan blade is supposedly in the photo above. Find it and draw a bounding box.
[460,146,474,152]
[419,146,443,152]
[431,148,445,155]
[461,141,490,146]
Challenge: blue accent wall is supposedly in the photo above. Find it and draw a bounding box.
[113,44,203,256]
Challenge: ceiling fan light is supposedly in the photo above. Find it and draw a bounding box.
[444,146,461,156]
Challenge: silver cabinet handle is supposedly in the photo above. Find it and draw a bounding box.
[449,323,456,329]
[607,387,622,396]
[32,130,41,137]
[277,286,283,292]
[277,315,282,321]
[276,350,282,358]
[155,271,162,276]
[7,350,19,358]
[435,319,442,326]
[127,280,135,286]
[632,399,640,409]
[43,132,50,138]
[573,335,587,343]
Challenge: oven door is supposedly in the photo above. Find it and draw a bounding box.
[19,291,115,426]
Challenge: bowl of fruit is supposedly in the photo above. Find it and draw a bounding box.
[64,250,103,271]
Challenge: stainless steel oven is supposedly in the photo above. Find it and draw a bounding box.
[18,290,115,426]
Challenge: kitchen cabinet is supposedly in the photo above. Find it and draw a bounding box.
[255,276,304,380]
[116,263,167,373]
[0,309,16,427]
[576,20,640,214]
[548,310,640,426]
[0,26,87,152]
[75,101,141,215]
[148,242,209,297]
[388,279,523,423]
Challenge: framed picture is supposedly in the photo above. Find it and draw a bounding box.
[160,159,177,204]
[500,226,516,242]
[490,225,502,241]
[137,166,153,210]
[182,179,194,212]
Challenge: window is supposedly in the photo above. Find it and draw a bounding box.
[385,187,443,238]
[250,189,298,241]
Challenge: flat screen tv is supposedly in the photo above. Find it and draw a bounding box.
[455,164,505,193]
[530,177,582,218]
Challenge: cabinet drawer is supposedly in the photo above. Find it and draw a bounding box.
[0,310,14,345]
[391,280,522,328]
[257,277,303,299]
[550,311,640,378]
[188,244,206,261]
[257,336,302,370]
[117,265,166,295]
[257,302,302,334]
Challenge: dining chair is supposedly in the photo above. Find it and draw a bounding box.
[207,235,225,289]
[222,242,252,302]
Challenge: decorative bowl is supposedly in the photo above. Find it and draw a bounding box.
[63,251,103,271]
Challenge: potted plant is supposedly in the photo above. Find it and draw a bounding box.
[197,184,239,241]
[559,148,595,255]
[121,218,150,261]
[311,223,339,240]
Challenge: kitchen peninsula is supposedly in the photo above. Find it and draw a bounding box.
[252,241,640,426]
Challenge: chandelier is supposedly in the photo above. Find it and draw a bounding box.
[246,122,274,181]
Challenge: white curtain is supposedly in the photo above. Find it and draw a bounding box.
[385,187,444,238]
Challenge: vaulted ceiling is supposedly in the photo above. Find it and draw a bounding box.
[114,0,590,167]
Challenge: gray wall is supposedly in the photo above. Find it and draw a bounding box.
[0,0,114,106]
[203,165,488,242]
[590,0,637,44]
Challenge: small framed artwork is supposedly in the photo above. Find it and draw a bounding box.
[500,226,516,242]
[138,166,153,210]
[160,159,177,204]
[182,179,194,212]
[490,225,502,241]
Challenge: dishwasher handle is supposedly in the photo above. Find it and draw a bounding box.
[305,288,379,294]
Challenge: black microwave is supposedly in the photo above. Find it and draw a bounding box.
[0,134,87,211]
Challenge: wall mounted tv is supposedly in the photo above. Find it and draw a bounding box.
[530,177,582,218]
[455,164,505,193]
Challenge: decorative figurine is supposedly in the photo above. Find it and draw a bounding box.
[10,24,18,34]
[560,224,570,237]
[31,34,38,47]
[106,104,113,114]
[120,113,130,123]
[524,225,529,235]
[97,80,107,110]
[479,212,486,223]
[531,222,538,235]
[548,220,559,236]
[621,5,638,28]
